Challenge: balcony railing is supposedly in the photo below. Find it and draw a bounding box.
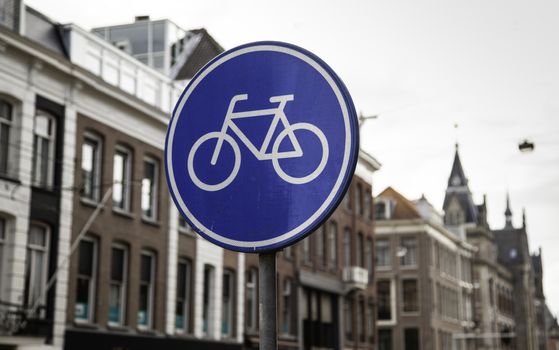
[342,266,369,290]
[0,300,51,338]
[63,24,185,114]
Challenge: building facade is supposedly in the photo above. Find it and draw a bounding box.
[0,3,381,350]
[374,187,476,350]
[244,151,380,350]
[442,145,544,350]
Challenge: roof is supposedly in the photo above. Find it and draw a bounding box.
[493,226,529,265]
[377,187,421,220]
[443,145,479,224]
[23,6,68,57]
[172,28,224,80]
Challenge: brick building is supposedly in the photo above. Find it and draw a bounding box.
[244,151,380,350]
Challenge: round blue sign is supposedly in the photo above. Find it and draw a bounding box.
[165,41,359,252]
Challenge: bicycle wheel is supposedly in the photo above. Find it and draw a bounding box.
[271,123,329,184]
[187,132,241,191]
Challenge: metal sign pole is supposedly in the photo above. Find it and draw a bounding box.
[259,251,277,350]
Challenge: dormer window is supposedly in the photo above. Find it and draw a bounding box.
[374,198,393,220]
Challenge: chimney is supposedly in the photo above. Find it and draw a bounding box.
[135,15,150,22]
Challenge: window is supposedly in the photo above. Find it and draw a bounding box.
[357,232,364,267]
[75,237,97,322]
[377,280,392,321]
[222,269,234,337]
[374,201,387,220]
[367,302,375,343]
[357,299,365,342]
[376,239,391,267]
[138,251,155,329]
[343,188,351,211]
[364,188,372,220]
[0,99,14,177]
[328,222,337,269]
[344,298,353,341]
[366,238,373,277]
[0,218,5,292]
[343,228,351,267]
[32,112,56,188]
[246,268,257,331]
[400,237,417,267]
[24,223,50,316]
[378,329,392,350]
[404,328,419,350]
[283,245,293,260]
[178,216,192,234]
[81,133,102,202]
[355,184,363,216]
[317,226,326,267]
[301,236,311,264]
[175,258,191,333]
[108,244,127,326]
[202,264,215,336]
[113,146,132,211]
[282,279,293,335]
[141,157,158,220]
[402,279,418,313]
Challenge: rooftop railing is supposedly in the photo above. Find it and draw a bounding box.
[63,24,186,114]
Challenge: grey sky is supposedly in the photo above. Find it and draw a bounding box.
[26,0,559,314]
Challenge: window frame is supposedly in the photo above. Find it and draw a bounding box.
[301,236,311,265]
[375,238,391,269]
[327,221,337,270]
[366,237,373,278]
[357,232,364,267]
[0,98,15,178]
[0,217,6,295]
[400,237,418,268]
[364,187,372,221]
[245,268,258,332]
[377,279,396,324]
[281,278,293,336]
[178,215,193,235]
[81,132,103,202]
[343,228,352,268]
[108,243,128,327]
[141,156,159,221]
[138,250,156,330]
[221,268,235,338]
[344,297,354,342]
[202,264,215,337]
[402,279,419,314]
[316,226,326,268]
[355,183,363,216]
[404,328,420,350]
[75,236,98,323]
[25,222,51,315]
[175,257,192,334]
[31,111,56,189]
[112,145,132,212]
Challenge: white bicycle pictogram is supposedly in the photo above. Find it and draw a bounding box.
[187,94,329,191]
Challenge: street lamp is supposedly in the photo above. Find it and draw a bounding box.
[358,113,377,129]
[518,139,535,153]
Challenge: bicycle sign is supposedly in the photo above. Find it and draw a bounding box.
[165,42,359,252]
[188,93,329,191]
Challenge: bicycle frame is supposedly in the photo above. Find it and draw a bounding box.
[210,94,303,165]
